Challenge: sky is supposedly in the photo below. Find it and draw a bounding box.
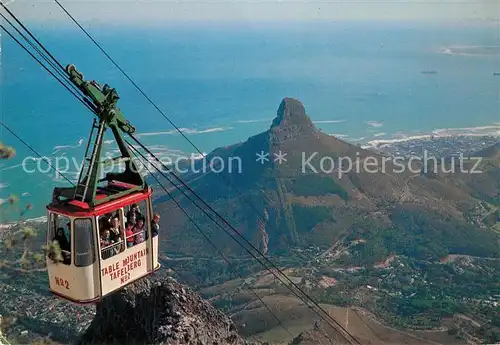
[3,0,500,24]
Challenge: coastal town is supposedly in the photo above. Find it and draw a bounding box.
[365,135,499,159]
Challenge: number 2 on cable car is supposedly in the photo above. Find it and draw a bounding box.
[55,276,70,290]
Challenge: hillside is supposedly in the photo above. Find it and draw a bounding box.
[474,142,500,160]
[457,143,500,203]
[156,97,499,263]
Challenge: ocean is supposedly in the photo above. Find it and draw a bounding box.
[1,21,499,219]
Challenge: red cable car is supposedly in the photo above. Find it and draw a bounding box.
[45,65,160,304]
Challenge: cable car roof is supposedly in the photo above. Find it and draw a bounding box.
[47,182,152,218]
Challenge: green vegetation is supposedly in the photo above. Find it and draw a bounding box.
[167,256,260,289]
[292,205,334,233]
[290,175,348,201]
[374,259,500,333]
[342,207,500,266]
[313,255,500,335]
[314,287,353,307]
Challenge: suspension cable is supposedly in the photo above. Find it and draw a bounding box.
[0,1,66,73]
[0,12,85,99]
[0,25,97,116]
[1,6,361,342]
[128,144,294,339]
[126,136,361,345]
[0,122,75,186]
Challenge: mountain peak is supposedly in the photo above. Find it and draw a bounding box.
[79,276,244,345]
[271,97,315,130]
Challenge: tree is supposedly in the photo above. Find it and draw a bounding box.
[0,142,15,159]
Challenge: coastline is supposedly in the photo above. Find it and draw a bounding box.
[440,45,500,57]
[361,125,500,149]
[0,216,47,229]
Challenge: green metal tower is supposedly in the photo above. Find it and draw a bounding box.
[52,65,146,208]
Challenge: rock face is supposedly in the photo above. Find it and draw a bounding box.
[271,97,315,130]
[79,277,244,345]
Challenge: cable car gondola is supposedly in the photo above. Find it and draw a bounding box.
[46,65,160,304]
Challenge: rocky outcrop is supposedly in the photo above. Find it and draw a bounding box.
[271,97,315,130]
[270,97,317,143]
[258,208,270,255]
[79,276,244,345]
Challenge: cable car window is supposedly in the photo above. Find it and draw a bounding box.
[48,213,71,265]
[74,218,95,267]
[124,200,149,247]
[99,210,125,259]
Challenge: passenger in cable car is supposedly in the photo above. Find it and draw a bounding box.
[100,229,111,245]
[125,204,135,221]
[136,206,145,223]
[128,212,137,227]
[125,222,135,248]
[100,229,114,259]
[134,218,145,244]
[109,216,121,242]
[108,216,124,254]
[126,203,143,223]
[53,227,70,251]
[151,214,160,237]
[52,227,71,264]
[65,222,71,239]
[99,213,112,232]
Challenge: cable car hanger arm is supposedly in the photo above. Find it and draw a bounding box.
[66,64,135,134]
[52,65,146,208]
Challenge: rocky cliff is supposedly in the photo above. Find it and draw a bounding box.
[79,276,244,345]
